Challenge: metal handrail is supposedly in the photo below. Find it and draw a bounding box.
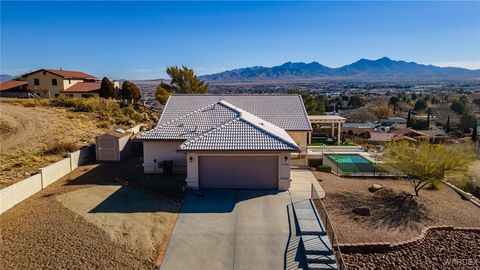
[311,184,347,270]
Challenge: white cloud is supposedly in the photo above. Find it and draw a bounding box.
[432,60,480,70]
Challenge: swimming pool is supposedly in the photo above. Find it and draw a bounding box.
[325,154,379,175]
[327,154,371,164]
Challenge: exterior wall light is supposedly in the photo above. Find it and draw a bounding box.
[189,156,193,162]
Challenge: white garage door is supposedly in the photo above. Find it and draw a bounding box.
[199,156,278,189]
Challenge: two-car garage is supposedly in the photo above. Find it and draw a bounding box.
[198,156,279,189]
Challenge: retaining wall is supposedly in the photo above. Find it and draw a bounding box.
[0,174,42,214]
[41,158,71,188]
[0,145,96,214]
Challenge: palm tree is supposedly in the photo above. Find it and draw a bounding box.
[155,66,208,104]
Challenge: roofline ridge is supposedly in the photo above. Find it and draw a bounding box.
[221,101,299,150]
[158,101,227,127]
[170,93,300,96]
[237,118,300,150]
[179,118,240,148]
[295,94,313,130]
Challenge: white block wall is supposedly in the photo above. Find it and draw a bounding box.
[0,174,42,214]
[41,158,71,187]
[0,145,96,215]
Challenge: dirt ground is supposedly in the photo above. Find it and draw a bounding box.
[0,101,109,188]
[0,158,181,270]
[314,172,480,244]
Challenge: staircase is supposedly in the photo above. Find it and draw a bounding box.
[292,199,338,270]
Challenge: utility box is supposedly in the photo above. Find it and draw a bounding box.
[96,129,133,161]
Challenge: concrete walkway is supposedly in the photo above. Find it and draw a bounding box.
[289,169,325,202]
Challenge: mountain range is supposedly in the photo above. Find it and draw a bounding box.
[0,74,13,82]
[200,57,480,82]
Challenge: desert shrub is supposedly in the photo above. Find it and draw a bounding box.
[96,121,110,129]
[20,99,49,107]
[44,142,78,156]
[449,175,479,193]
[316,164,332,172]
[48,97,155,126]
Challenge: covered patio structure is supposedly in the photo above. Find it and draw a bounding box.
[308,115,347,145]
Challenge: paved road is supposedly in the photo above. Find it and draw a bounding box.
[160,189,292,270]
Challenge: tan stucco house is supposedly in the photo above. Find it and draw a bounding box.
[138,94,312,191]
[22,69,100,98]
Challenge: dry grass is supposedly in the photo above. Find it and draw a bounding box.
[447,160,480,193]
[43,142,78,156]
[0,102,111,188]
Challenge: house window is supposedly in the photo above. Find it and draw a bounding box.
[34,78,39,85]
[67,94,74,98]
[68,79,71,84]
[43,71,46,75]
[52,79,57,86]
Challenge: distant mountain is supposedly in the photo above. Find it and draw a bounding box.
[0,74,13,82]
[200,57,480,82]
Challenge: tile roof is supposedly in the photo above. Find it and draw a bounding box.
[179,118,299,151]
[139,100,300,152]
[391,128,427,137]
[139,102,239,140]
[159,94,312,131]
[0,80,28,91]
[367,133,396,142]
[23,69,97,80]
[61,82,101,93]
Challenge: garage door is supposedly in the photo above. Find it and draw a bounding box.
[199,156,278,189]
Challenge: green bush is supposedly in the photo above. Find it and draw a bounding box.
[316,164,332,172]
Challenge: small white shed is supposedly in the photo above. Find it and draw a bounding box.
[96,129,133,161]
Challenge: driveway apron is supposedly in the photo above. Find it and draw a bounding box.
[160,189,291,270]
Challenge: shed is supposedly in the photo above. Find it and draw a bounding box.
[96,129,133,161]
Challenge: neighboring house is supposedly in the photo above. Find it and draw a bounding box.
[380,117,407,126]
[367,128,427,144]
[0,80,29,98]
[60,82,101,98]
[342,122,378,137]
[391,128,428,141]
[138,94,311,190]
[380,117,407,129]
[22,69,98,98]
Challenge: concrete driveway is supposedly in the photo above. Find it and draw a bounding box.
[160,189,292,270]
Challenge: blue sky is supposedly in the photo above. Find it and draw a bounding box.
[1,1,479,80]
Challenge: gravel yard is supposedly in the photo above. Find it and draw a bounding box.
[314,172,480,244]
[0,160,180,270]
[342,229,480,270]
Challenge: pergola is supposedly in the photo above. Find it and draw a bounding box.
[308,115,347,145]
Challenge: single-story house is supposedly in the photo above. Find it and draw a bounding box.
[0,80,29,98]
[59,82,101,98]
[139,94,312,190]
[367,128,427,144]
[342,122,378,136]
[380,117,407,126]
